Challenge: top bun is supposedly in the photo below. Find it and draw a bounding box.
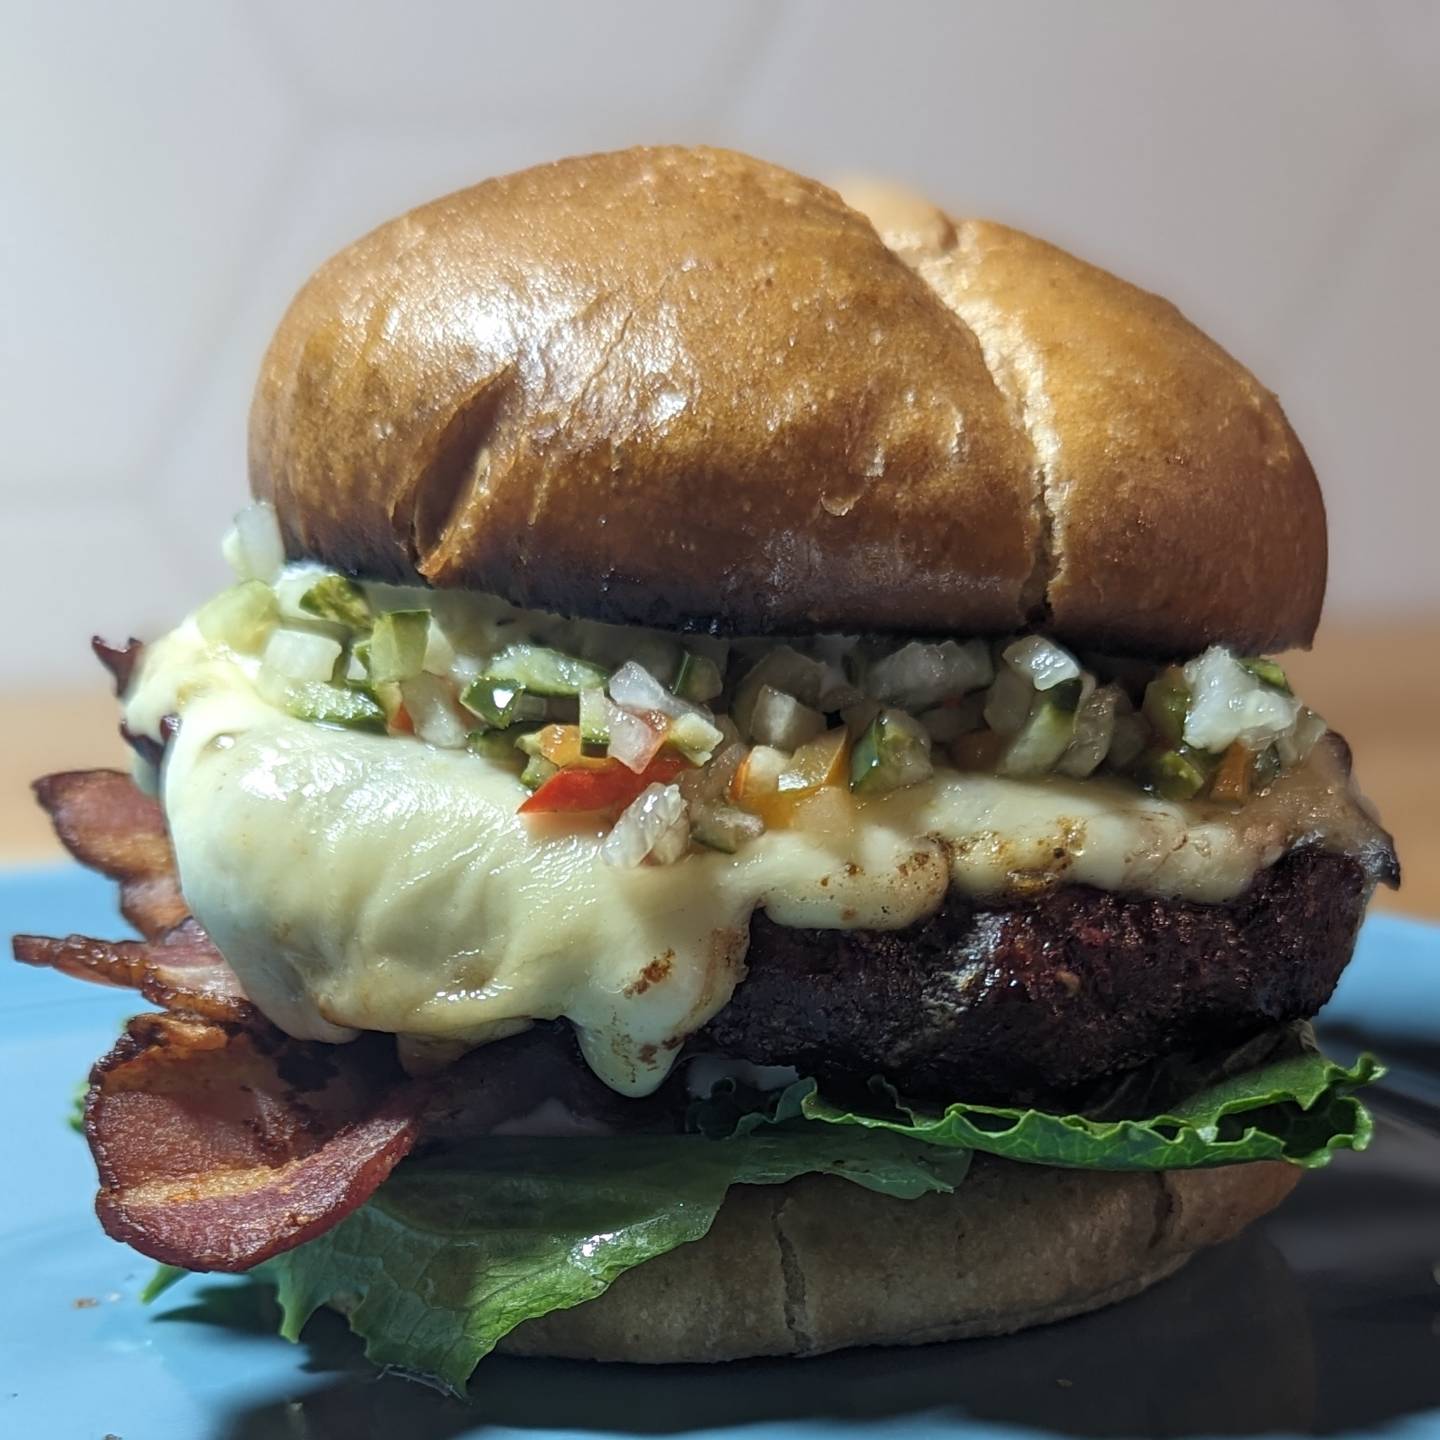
[251,146,1325,655]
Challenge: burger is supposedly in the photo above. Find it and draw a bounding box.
[15,146,1397,1391]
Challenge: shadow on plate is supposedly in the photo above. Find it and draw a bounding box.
[195,1110,1439,1440]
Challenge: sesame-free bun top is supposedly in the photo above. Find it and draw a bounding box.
[250,146,1326,654]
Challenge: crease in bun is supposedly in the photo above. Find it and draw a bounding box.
[252,146,1325,655]
[495,1156,1300,1363]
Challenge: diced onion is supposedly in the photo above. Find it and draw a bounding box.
[400,673,468,749]
[1276,706,1328,767]
[865,639,993,709]
[607,703,667,773]
[648,809,692,866]
[1057,684,1119,779]
[222,501,286,584]
[678,742,748,807]
[609,661,700,720]
[1108,711,1149,772]
[1183,647,1299,752]
[1002,636,1081,691]
[261,627,341,683]
[982,665,1033,735]
[423,619,457,676]
[196,580,278,654]
[601,783,686,867]
[748,685,826,750]
[689,799,765,852]
[918,695,984,743]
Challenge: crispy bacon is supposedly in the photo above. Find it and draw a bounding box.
[14,921,253,1024]
[92,636,143,696]
[34,770,187,940]
[87,1013,429,1271]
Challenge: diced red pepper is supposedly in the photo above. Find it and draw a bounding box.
[518,750,690,815]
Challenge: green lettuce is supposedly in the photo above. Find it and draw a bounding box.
[149,1028,1378,1393]
[700,1026,1382,1171]
[261,1130,970,1394]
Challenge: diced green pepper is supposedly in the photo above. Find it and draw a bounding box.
[1239,656,1292,693]
[368,610,430,683]
[461,677,549,731]
[484,643,609,697]
[299,574,372,630]
[1142,669,1191,748]
[849,708,933,795]
[1133,745,1209,801]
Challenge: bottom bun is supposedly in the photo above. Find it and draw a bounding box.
[495,1156,1299,1363]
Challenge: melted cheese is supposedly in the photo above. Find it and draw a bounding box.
[126,620,1386,1096]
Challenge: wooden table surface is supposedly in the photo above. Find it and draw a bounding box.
[3,620,1435,918]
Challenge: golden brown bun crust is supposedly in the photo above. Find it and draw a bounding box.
[252,147,1325,653]
[496,1156,1299,1364]
[251,147,1039,637]
[848,181,1326,656]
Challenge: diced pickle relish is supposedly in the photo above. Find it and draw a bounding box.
[196,519,1330,866]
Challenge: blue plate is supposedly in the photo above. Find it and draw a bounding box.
[4,864,1439,1440]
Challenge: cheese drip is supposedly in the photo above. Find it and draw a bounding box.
[126,621,1387,1096]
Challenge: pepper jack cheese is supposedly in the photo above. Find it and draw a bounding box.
[124,602,1390,1097]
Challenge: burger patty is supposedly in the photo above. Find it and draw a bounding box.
[703,847,1373,1108]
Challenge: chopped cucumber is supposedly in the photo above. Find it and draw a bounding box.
[299,574,372,630]
[485,643,609,697]
[667,710,725,765]
[849,708,933,795]
[196,580,278,654]
[674,650,724,704]
[1142,669,1191,749]
[271,678,386,732]
[1238,656,1292,694]
[369,610,430,683]
[461,678,549,731]
[998,679,1082,777]
[519,754,559,791]
[579,687,611,754]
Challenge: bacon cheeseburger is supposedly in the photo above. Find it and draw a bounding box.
[17,147,1397,1390]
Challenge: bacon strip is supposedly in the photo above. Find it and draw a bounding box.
[14,921,253,1024]
[92,636,143,696]
[34,770,187,940]
[87,1013,429,1271]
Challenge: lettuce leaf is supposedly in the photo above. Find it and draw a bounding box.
[261,1129,971,1394]
[155,1026,1378,1393]
[697,1026,1382,1171]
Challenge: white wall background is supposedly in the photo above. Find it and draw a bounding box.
[3,0,1436,685]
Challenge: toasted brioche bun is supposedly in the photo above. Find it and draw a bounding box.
[489,1156,1299,1364]
[251,146,1324,656]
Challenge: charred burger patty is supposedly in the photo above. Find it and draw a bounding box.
[711,844,1379,1108]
